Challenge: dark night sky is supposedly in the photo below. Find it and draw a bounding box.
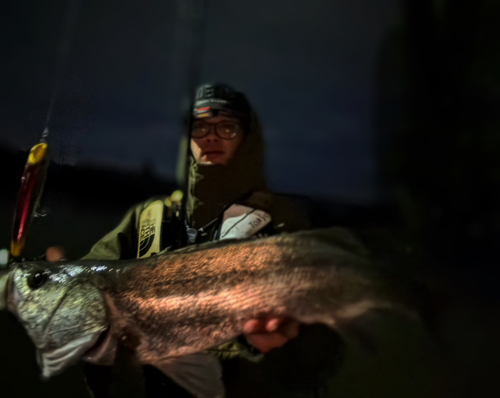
[0,0,402,204]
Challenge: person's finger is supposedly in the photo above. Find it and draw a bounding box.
[243,318,266,334]
[245,332,289,353]
[265,317,282,332]
[46,246,66,262]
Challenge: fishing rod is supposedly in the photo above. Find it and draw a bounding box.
[9,0,82,262]
[173,0,209,248]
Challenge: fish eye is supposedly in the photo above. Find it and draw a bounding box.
[28,271,47,289]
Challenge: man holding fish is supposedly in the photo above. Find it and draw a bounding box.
[47,83,345,397]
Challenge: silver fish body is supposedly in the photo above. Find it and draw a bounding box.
[0,228,427,398]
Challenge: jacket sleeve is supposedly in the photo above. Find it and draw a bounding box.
[81,204,142,261]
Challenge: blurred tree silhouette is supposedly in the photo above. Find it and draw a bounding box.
[377,0,500,270]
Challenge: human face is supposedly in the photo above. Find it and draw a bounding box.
[190,115,244,165]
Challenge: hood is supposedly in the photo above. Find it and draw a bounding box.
[176,87,267,228]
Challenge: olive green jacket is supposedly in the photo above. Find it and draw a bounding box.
[82,190,311,261]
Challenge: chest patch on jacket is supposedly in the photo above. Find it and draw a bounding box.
[219,204,271,240]
[138,200,164,258]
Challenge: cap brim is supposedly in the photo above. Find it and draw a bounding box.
[193,106,247,120]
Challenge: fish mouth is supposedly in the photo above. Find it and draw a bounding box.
[34,284,109,378]
[39,332,105,379]
[83,325,113,363]
[37,315,110,378]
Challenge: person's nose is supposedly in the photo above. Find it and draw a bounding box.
[203,125,219,142]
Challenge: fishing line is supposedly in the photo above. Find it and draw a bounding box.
[9,0,83,260]
[42,0,83,143]
[185,0,208,98]
[170,0,209,247]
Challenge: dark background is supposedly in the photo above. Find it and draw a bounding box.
[1,0,500,397]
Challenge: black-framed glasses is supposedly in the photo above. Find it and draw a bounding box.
[191,120,242,140]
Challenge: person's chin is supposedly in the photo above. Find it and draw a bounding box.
[200,153,227,165]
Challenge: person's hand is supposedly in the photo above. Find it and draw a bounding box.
[45,246,66,262]
[243,316,300,353]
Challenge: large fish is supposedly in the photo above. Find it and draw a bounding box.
[0,228,430,398]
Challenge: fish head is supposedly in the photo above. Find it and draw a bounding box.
[4,262,108,378]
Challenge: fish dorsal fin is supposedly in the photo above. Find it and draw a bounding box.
[154,352,224,398]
